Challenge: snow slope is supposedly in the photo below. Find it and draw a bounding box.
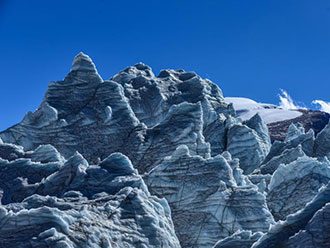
[225,97,302,124]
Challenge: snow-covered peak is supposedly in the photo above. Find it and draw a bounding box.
[225,97,302,124]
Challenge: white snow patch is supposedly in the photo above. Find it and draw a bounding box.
[225,97,302,124]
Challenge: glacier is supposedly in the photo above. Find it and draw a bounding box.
[0,141,180,247]
[145,145,274,247]
[0,52,330,247]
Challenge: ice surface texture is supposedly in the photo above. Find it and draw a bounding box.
[1,53,330,247]
[0,141,180,247]
[145,146,274,247]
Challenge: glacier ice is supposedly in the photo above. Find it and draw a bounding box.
[286,202,330,247]
[253,181,330,248]
[145,145,274,248]
[112,63,235,156]
[226,114,271,174]
[314,121,330,159]
[1,53,330,247]
[267,156,330,221]
[263,123,315,164]
[0,141,180,248]
[213,230,263,248]
[259,144,305,175]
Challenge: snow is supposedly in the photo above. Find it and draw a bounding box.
[225,97,302,124]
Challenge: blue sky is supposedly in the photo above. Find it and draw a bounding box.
[0,0,330,131]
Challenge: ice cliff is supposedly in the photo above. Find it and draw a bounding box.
[1,53,330,247]
[0,141,180,247]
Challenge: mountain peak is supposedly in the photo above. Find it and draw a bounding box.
[70,52,97,72]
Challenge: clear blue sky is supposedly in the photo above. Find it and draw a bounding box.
[1,0,330,131]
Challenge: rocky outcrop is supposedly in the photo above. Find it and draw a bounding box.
[267,109,330,142]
